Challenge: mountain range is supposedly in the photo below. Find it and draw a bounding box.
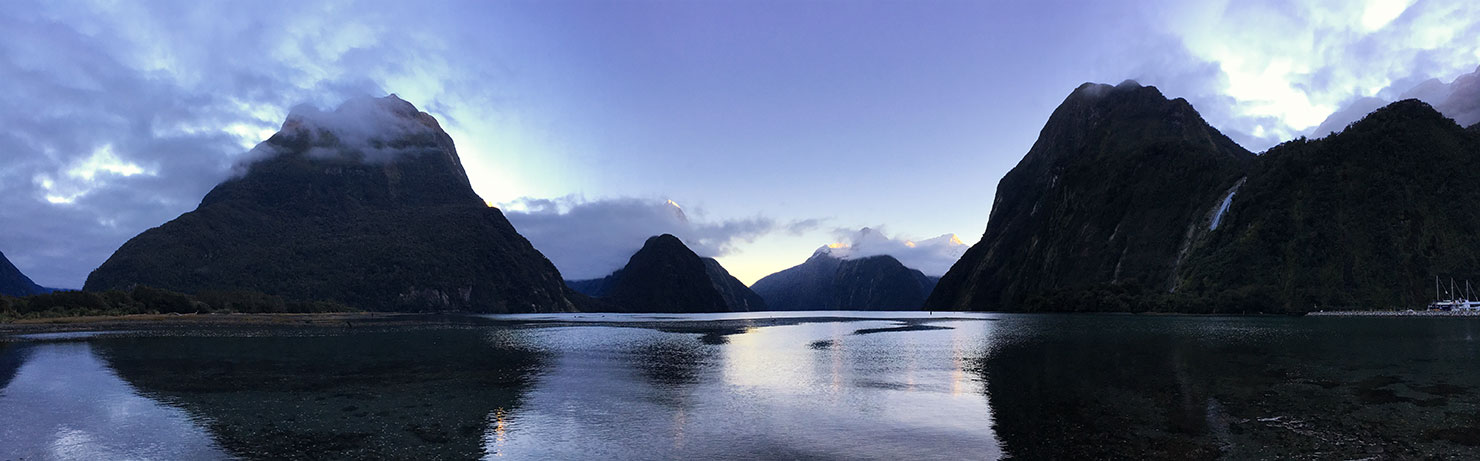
[24,82,1480,315]
[751,247,937,311]
[929,81,1480,313]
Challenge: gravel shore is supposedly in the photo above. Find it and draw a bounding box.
[1307,309,1480,317]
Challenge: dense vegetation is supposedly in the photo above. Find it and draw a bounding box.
[0,286,352,321]
[1019,282,1277,314]
[927,81,1254,312]
[1176,100,1480,312]
[84,95,586,313]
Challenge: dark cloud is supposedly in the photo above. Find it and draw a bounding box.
[502,197,811,280]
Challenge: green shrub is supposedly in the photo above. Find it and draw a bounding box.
[23,291,109,313]
[131,286,200,314]
[196,290,288,313]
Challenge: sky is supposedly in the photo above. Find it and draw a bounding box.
[1,0,1478,288]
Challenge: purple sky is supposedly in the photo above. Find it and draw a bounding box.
[2,0,1478,287]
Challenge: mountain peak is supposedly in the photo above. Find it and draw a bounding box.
[85,95,582,313]
[752,251,936,311]
[0,250,48,297]
[1069,80,1162,102]
[927,82,1254,311]
[204,94,480,210]
[577,234,759,312]
[1353,98,1449,128]
[644,233,687,250]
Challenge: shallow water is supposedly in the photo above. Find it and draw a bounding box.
[3,312,1480,459]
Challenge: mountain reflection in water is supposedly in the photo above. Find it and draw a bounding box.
[5,313,1480,459]
[0,341,226,459]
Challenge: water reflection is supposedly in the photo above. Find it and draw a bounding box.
[492,317,1003,460]
[90,328,544,459]
[975,315,1480,459]
[0,313,1018,460]
[0,342,227,460]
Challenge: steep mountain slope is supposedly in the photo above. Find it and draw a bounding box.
[752,248,937,311]
[1176,100,1480,311]
[927,81,1254,312]
[84,95,583,313]
[568,234,764,312]
[0,250,48,297]
[702,258,767,311]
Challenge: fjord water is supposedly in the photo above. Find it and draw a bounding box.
[3,313,1480,459]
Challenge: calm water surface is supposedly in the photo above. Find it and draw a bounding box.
[3,312,1480,459]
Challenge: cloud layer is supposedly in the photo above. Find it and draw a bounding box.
[1312,65,1480,137]
[502,197,814,281]
[819,227,967,277]
[1124,0,1480,150]
[0,1,503,287]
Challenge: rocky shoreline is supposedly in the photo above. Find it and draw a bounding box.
[1308,309,1480,317]
[0,312,499,336]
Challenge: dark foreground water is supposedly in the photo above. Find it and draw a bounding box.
[3,312,1480,459]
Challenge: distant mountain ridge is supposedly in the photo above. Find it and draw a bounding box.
[929,81,1480,313]
[0,250,49,297]
[568,234,765,312]
[751,248,937,311]
[84,95,585,313]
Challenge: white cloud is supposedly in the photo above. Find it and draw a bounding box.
[1313,64,1480,136]
[1129,0,1480,151]
[0,0,518,287]
[818,227,966,276]
[502,196,816,280]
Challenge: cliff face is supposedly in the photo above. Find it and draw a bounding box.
[84,95,583,313]
[1177,100,1480,311]
[0,250,48,297]
[752,249,936,311]
[927,81,1253,312]
[568,234,764,313]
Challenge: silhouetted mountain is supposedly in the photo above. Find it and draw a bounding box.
[752,248,937,311]
[702,258,767,311]
[927,81,1254,312]
[568,234,763,312]
[1176,100,1480,311]
[0,250,48,297]
[84,95,584,313]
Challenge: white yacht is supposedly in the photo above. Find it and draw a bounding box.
[1428,277,1480,311]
